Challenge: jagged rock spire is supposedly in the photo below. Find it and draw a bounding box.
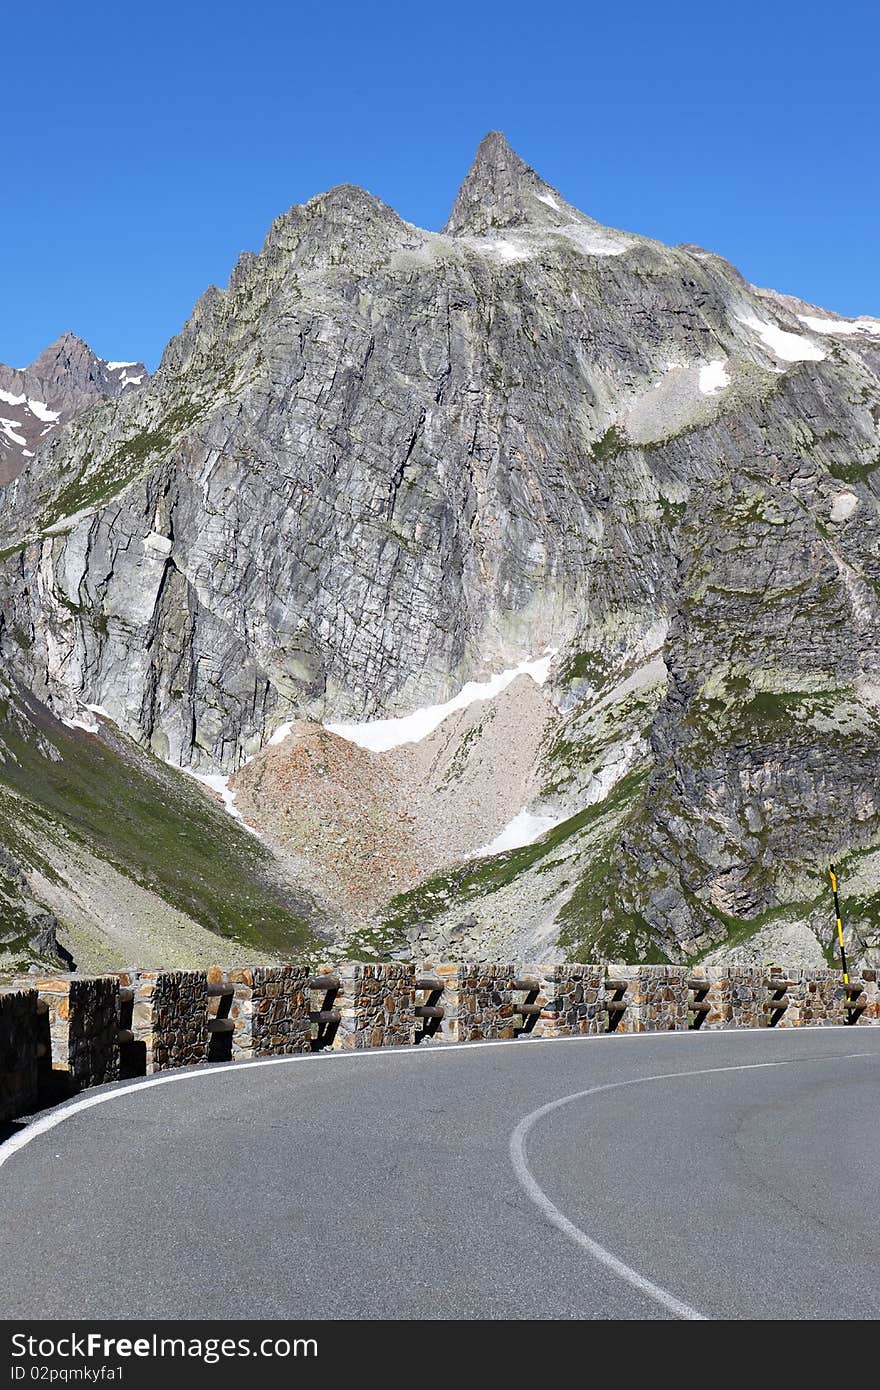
[442,131,572,236]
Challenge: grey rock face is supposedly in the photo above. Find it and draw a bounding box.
[1,133,879,967]
[444,129,580,235]
[0,333,147,483]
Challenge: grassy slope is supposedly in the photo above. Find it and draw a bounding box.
[0,687,325,971]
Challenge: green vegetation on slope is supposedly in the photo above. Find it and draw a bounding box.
[0,693,323,963]
[358,769,651,962]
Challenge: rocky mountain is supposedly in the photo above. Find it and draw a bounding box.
[0,333,147,483]
[2,131,880,974]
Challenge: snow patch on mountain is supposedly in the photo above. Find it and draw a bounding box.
[61,714,101,734]
[26,399,60,422]
[177,768,261,838]
[0,418,27,445]
[738,312,825,362]
[476,809,563,857]
[324,650,557,752]
[798,314,880,338]
[699,360,730,395]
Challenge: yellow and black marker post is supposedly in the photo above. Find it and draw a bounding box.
[828,863,849,984]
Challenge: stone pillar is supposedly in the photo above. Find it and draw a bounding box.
[724,968,768,1028]
[119,970,207,1073]
[852,969,880,1025]
[456,963,514,1041]
[787,970,845,1027]
[222,965,313,1058]
[68,977,119,1085]
[0,988,40,1123]
[536,964,607,1037]
[335,962,415,1049]
[12,974,120,1089]
[637,966,689,1031]
[604,966,689,1034]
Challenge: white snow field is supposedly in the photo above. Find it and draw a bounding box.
[475,808,563,858]
[737,312,825,362]
[324,651,556,752]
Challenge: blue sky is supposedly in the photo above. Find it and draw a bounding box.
[3,0,877,370]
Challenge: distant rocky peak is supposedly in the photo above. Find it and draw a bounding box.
[442,130,575,236]
[6,332,147,399]
[32,330,95,371]
[0,334,147,484]
[29,333,113,394]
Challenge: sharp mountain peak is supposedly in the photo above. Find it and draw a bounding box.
[443,130,577,236]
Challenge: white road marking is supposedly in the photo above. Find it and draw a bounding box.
[509,1052,874,1321]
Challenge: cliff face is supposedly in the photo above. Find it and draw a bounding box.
[2,132,879,971]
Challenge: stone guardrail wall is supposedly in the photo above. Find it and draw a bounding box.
[1,962,878,1123]
[18,974,121,1090]
[0,989,41,1124]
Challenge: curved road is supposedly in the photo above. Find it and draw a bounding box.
[2,1028,879,1320]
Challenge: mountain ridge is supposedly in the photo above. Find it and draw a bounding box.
[2,132,879,974]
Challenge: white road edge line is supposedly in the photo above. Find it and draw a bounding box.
[509,1052,874,1322]
[0,1026,868,1178]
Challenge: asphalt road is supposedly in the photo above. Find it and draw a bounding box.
[2,1027,879,1320]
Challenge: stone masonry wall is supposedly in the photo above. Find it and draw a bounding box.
[0,988,40,1123]
[117,970,207,1072]
[3,961,879,1119]
[336,963,415,1049]
[11,974,119,1088]
[536,964,607,1037]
